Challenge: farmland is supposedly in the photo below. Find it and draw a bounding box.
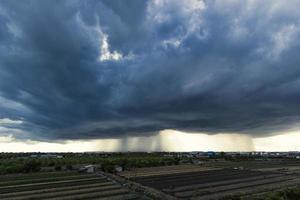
[1,153,300,199]
[119,164,216,178]
[0,171,151,200]
[127,166,300,199]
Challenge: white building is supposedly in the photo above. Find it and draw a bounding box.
[114,165,123,172]
[79,165,97,173]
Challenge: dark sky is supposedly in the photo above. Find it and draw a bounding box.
[1,0,300,141]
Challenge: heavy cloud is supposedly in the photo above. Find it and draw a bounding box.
[1,0,300,141]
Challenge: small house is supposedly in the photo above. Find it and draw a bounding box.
[114,165,123,173]
[79,165,97,173]
[192,159,205,165]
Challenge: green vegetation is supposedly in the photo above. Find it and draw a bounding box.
[0,159,41,174]
[0,153,180,174]
[256,186,300,200]
[220,186,300,200]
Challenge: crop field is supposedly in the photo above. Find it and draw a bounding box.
[131,168,300,199]
[206,159,300,171]
[0,172,151,200]
[119,164,215,178]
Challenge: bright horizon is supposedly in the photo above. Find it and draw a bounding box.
[1,130,300,152]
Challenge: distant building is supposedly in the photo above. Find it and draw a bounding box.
[192,160,205,165]
[114,165,123,172]
[79,165,97,173]
[206,151,216,157]
[31,154,63,159]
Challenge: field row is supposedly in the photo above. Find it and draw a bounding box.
[119,164,215,178]
[132,169,300,199]
[133,169,272,189]
[0,172,150,200]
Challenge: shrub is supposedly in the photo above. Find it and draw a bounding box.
[23,160,41,173]
[258,186,300,200]
[66,165,73,170]
[55,165,62,171]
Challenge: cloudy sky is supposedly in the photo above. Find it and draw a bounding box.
[1,0,300,152]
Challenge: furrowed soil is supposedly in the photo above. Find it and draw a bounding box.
[127,165,300,200]
[0,171,151,200]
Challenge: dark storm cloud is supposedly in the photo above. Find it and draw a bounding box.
[1,0,300,141]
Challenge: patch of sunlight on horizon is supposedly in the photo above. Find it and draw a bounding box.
[159,130,255,152]
[253,131,300,152]
[0,129,300,152]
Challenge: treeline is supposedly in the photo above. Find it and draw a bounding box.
[0,159,42,174]
[0,153,180,174]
